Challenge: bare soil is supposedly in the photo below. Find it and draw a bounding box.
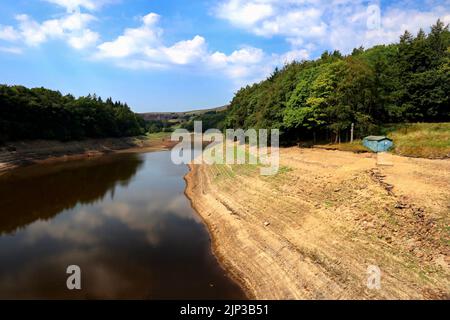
[185,148,450,299]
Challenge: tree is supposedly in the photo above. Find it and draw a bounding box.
[0,84,144,142]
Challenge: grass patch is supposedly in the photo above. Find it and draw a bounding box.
[208,143,289,180]
[145,132,171,140]
[277,165,292,175]
[324,200,334,208]
[314,123,450,159]
[385,123,450,159]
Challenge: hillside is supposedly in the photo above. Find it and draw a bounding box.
[140,105,229,132]
[223,20,450,145]
[139,105,228,121]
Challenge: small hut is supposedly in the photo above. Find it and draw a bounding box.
[363,136,393,152]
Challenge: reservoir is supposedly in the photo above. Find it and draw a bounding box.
[0,151,245,299]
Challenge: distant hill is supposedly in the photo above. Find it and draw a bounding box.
[139,105,228,121]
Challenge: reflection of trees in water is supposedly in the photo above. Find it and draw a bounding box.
[0,154,144,234]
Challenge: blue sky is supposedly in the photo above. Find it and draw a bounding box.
[0,0,449,112]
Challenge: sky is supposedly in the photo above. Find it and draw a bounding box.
[0,0,449,112]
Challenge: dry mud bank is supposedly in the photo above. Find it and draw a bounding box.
[185,148,450,299]
[0,136,174,175]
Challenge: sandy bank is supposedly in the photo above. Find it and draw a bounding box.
[0,135,175,175]
[184,148,450,299]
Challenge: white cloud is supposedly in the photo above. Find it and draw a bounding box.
[68,28,99,49]
[0,25,20,41]
[207,46,308,85]
[96,13,209,66]
[226,46,265,64]
[43,0,107,12]
[162,35,207,64]
[327,5,450,54]
[0,4,316,85]
[91,10,315,85]
[94,13,295,84]
[0,11,98,49]
[97,13,162,58]
[216,0,273,27]
[15,14,48,46]
[277,49,309,64]
[214,0,328,39]
[208,46,266,81]
[0,46,23,54]
[214,0,450,55]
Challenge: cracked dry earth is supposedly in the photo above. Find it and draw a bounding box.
[185,148,450,299]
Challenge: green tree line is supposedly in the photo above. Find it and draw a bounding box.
[181,110,227,132]
[0,85,145,142]
[224,20,450,144]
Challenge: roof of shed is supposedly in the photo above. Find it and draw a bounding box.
[363,135,392,141]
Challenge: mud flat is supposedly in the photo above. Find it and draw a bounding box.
[185,148,450,299]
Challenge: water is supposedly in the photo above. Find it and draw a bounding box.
[0,151,245,299]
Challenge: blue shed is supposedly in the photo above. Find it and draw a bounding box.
[362,136,393,152]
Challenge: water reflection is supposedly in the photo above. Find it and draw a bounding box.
[0,151,245,299]
[0,154,144,235]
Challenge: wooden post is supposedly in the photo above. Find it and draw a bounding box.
[350,123,354,143]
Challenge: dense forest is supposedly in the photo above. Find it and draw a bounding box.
[0,85,145,142]
[223,20,450,144]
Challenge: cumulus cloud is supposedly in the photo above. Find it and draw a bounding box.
[215,0,274,27]
[16,12,98,49]
[214,0,328,39]
[0,11,99,50]
[0,25,21,41]
[5,1,446,86]
[43,0,109,12]
[327,3,450,53]
[208,46,265,80]
[96,13,208,65]
[67,28,99,49]
[205,46,310,86]
[97,13,162,58]
[93,13,304,84]
[162,35,207,64]
[214,0,450,55]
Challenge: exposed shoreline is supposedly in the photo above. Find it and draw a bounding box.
[183,148,450,299]
[0,135,175,176]
[184,164,254,300]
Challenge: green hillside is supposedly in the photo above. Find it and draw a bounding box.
[223,20,450,145]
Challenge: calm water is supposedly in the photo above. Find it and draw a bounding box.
[0,151,245,299]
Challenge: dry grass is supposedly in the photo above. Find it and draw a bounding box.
[385,123,450,159]
[315,123,450,159]
[144,132,171,141]
[315,140,369,153]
